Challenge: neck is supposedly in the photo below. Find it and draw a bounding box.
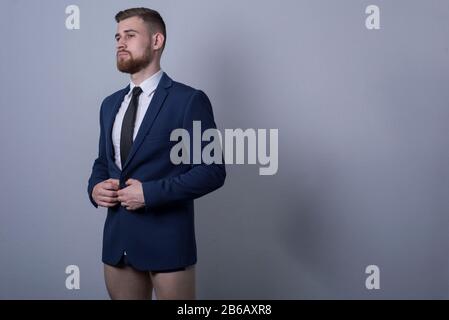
[130,60,161,86]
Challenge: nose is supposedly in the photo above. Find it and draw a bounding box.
[116,38,126,51]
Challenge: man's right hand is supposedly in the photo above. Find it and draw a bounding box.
[92,178,120,208]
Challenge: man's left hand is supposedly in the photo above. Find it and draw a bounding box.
[117,179,145,211]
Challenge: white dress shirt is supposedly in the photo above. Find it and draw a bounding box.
[112,69,164,170]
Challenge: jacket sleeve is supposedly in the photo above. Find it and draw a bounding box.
[87,100,110,208]
[142,90,226,208]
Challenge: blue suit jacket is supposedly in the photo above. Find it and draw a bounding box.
[87,72,226,271]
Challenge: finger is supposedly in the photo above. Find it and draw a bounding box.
[97,201,117,208]
[105,178,117,185]
[104,182,119,190]
[111,179,120,187]
[100,189,118,197]
[98,196,119,203]
[126,178,138,185]
[110,182,120,190]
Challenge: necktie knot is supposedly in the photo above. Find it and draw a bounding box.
[132,86,143,98]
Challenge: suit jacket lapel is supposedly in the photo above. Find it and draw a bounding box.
[121,72,173,172]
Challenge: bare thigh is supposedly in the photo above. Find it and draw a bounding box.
[150,265,196,300]
[104,264,153,300]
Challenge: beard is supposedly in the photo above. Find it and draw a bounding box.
[116,47,152,74]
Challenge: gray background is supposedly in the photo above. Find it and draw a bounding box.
[0,0,448,299]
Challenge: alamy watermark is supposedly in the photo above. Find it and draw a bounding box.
[365,264,380,290]
[65,265,80,290]
[170,121,278,176]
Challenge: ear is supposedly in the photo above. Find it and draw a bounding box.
[152,32,165,51]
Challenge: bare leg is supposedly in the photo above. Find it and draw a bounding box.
[104,264,153,300]
[151,265,196,300]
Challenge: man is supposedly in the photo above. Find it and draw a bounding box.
[87,7,226,300]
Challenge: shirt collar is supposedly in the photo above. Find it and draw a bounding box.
[128,69,163,98]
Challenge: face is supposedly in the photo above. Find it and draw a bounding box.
[115,16,153,74]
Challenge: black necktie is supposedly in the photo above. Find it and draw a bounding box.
[120,86,143,167]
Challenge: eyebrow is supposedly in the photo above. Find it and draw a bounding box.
[115,29,139,39]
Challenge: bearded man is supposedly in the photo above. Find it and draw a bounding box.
[87,7,226,300]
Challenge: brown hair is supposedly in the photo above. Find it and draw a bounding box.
[115,7,166,52]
